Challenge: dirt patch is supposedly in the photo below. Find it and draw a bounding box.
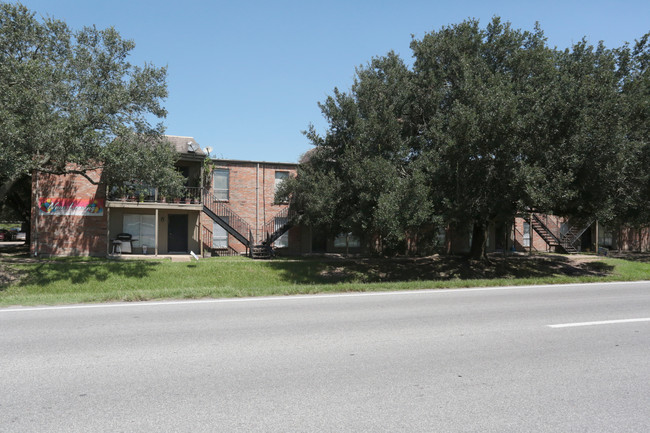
[0,263,23,288]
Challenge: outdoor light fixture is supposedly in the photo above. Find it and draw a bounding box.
[205,146,212,157]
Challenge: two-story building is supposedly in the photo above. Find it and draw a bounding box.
[30,136,313,258]
[30,135,648,258]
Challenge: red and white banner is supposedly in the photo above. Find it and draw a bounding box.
[38,198,105,216]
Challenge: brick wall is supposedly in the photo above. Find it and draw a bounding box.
[206,160,301,254]
[513,216,563,252]
[31,169,108,256]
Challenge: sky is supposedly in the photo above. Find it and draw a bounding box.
[12,0,650,163]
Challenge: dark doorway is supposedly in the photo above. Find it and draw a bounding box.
[495,223,506,251]
[311,231,327,253]
[168,214,188,252]
[581,228,593,252]
[177,166,190,185]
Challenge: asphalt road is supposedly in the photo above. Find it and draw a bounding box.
[1,281,649,432]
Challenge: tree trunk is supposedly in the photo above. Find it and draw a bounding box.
[445,224,452,255]
[468,220,488,260]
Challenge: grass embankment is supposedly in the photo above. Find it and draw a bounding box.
[1,250,649,307]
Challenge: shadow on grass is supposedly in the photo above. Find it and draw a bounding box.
[609,252,650,263]
[265,254,616,284]
[264,261,332,284]
[17,260,160,287]
[0,243,29,258]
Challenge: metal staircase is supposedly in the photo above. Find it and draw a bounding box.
[530,213,593,254]
[248,207,299,259]
[261,207,298,246]
[202,189,299,259]
[202,191,253,256]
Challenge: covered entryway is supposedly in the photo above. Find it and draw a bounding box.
[168,214,188,252]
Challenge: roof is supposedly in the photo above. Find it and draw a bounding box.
[212,158,298,167]
[164,135,206,156]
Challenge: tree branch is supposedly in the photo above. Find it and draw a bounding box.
[37,166,104,185]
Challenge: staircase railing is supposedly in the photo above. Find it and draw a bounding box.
[261,206,299,246]
[530,213,593,254]
[538,214,562,240]
[202,190,253,249]
[562,219,594,248]
[201,225,212,251]
[531,213,562,247]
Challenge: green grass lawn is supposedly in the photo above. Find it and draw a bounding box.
[1,252,649,307]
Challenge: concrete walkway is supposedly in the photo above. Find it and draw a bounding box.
[108,253,198,262]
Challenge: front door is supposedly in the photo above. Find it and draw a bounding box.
[168,214,188,252]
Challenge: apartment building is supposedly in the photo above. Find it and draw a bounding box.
[30,135,646,257]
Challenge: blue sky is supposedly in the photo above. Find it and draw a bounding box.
[14,0,650,162]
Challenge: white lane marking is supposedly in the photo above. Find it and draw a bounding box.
[549,318,650,328]
[1,280,648,313]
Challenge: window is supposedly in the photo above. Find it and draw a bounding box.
[275,171,289,193]
[599,229,613,248]
[213,169,229,201]
[523,222,531,247]
[334,233,361,248]
[212,222,228,249]
[436,227,446,246]
[560,222,569,237]
[123,214,155,248]
[274,171,289,204]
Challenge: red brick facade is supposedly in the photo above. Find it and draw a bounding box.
[31,169,108,256]
[30,157,650,257]
[513,216,557,253]
[202,160,304,254]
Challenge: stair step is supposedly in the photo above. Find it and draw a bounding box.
[252,244,273,259]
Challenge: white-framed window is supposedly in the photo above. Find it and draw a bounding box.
[123,214,155,248]
[334,233,361,248]
[275,171,289,203]
[523,222,531,247]
[212,221,228,249]
[275,171,289,193]
[213,169,229,201]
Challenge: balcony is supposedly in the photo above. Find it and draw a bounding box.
[106,186,203,209]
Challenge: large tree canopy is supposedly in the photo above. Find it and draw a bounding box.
[411,18,557,257]
[0,2,181,200]
[280,17,650,258]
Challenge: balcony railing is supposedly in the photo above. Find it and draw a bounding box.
[108,186,203,204]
